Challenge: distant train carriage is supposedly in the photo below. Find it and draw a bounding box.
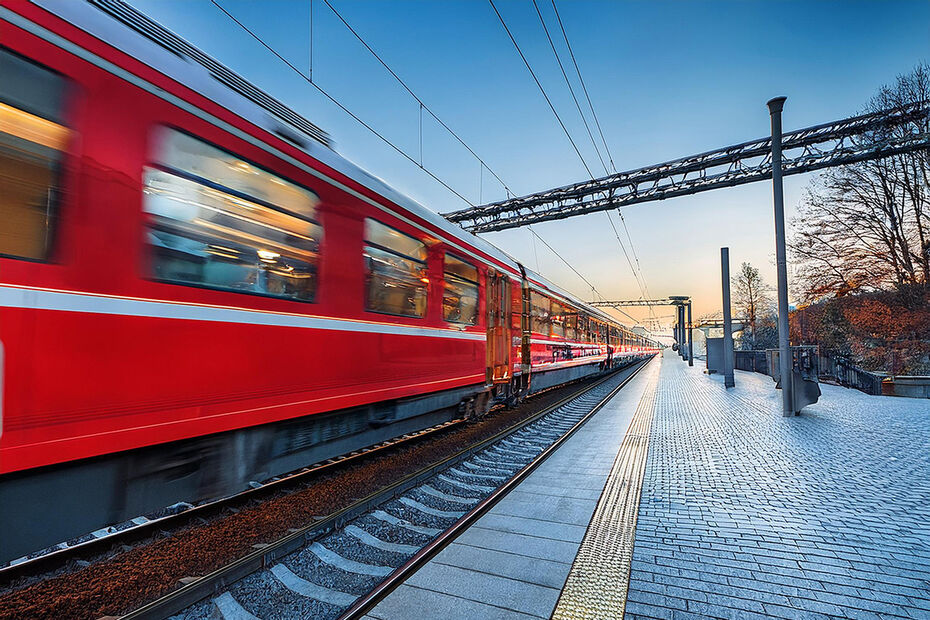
[0,0,659,563]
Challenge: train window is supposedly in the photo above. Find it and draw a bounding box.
[530,291,550,334]
[364,219,428,318]
[0,48,70,261]
[443,254,478,324]
[565,309,578,341]
[160,130,319,218]
[550,301,565,338]
[144,127,321,301]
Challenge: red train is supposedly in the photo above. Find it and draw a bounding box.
[0,0,659,562]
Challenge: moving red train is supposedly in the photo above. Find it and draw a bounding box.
[0,0,659,562]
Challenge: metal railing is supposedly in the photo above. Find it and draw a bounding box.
[734,348,884,396]
[818,355,884,396]
[734,350,768,374]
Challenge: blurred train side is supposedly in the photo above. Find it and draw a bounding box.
[0,0,658,563]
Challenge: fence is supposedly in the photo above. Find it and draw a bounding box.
[734,348,884,396]
[818,355,884,395]
[734,350,767,374]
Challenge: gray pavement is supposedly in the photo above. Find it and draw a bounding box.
[366,360,658,620]
[626,351,930,620]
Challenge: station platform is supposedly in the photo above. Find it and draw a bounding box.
[367,350,930,620]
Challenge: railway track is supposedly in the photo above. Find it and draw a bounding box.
[0,416,467,584]
[0,371,605,587]
[139,358,652,620]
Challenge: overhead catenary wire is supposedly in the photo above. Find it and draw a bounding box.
[550,0,615,173]
[549,0,653,305]
[318,0,630,325]
[528,227,638,324]
[211,0,475,207]
[532,0,650,304]
[531,0,607,175]
[605,213,646,293]
[320,0,514,199]
[488,0,594,179]
[308,0,313,80]
[317,0,635,327]
[497,0,652,324]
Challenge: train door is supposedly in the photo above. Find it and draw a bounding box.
[519,279,531,375]
[486,270,511,384]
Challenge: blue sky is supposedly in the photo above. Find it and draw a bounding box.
[128,0,930,328]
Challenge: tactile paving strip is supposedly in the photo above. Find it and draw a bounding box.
[550,360,660,620]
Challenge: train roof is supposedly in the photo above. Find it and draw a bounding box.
[27,0,639,335]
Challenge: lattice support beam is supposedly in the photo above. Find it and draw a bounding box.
[442,102,930,233]
[588,299,677,307]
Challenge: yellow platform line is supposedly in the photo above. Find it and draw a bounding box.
[551,357,660,620]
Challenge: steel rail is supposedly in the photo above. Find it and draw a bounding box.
[0,416,466,586]
[338,356,654,620]
[442,102,930,232]
[118,358,651,620]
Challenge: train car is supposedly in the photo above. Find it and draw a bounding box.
[0,0,658,563]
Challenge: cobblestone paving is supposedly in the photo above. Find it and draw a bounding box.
[625,352,930,620]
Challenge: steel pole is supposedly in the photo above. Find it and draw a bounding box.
[768,96,793,416]
[685,299,694,366]
[721,247,735,388]
[678,305,685,359]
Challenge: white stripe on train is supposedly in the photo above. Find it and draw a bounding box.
[0,285,486,341]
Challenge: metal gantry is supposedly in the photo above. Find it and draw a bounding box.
[442,102,930,233]
[588,299,677,307]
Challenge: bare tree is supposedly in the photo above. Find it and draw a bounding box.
[791,64,930,302]
[732,262,771,348]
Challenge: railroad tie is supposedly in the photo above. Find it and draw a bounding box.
[308,543,393,577]
[268,563,357,607]
[213,592,260,620]
[473,451,525,467]
[461,460,513,475]
[488,445,535,459]
[448,467,507,481]
[420,484,479,506]
[370,510,441,536]
[398,496,463,519]
[437,474,493,493]
[499,439,541,454]
[345,525,420,554]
